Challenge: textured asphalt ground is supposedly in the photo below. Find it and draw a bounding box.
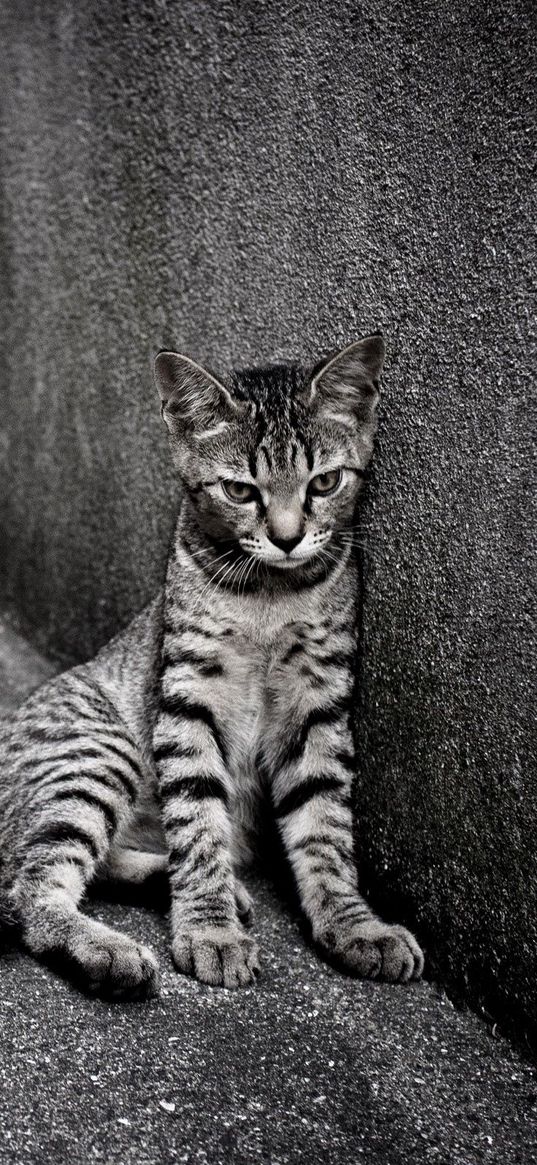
[1,620,536,1164]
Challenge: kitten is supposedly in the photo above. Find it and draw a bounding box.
[0,335,424,997]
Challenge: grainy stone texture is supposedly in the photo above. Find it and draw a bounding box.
[1,889,537,1165]
[0,0,535,1048]
[1,617,536,1165]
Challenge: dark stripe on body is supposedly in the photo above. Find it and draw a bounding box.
[165,617,222,641]
[259,444,272,470]
[49,788,118,833]
[290,561,338,591]
[162,646,224,676]
[25,725,80,745]
[308,858,345,879]
[98,739,144,787]
[160,692,227,763]
[26,821,101,862]
[160,774,228,803]
[335,750,355,773]
[70,679,116,717]
[22,746,139,802]
[282,642,305,664]
[275,775,347,818]
[167,843,191,871]
[280,696,351,766]
[292,837,353,866]
[336,899,372,923]
[34,768,136,804]
[20,852,88,879]
[316,651,354,669]
[154,741,199,763]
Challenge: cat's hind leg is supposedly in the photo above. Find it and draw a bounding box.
[8,728,159,998]
[15,861,159,999]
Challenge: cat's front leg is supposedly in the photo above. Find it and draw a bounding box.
[268,693,423,983]
[154,696,259,989]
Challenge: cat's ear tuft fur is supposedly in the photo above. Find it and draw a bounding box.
[154,351,247,438]
[303,334,386,422]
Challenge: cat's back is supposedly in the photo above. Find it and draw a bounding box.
[0,596,164,775]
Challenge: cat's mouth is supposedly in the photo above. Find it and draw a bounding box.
[269,551,318,569]
[238,537,330,570]
[270,557,308,570]
[239,545,318,570]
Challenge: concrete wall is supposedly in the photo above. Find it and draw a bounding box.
[0,1,535,1039]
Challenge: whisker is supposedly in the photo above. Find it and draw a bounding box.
[181,533,235,560]
[337,536,373,544]
[186,546,218,559]
[319,548,344,570]
[241,555,258,603]
[197,553,236,607]
[191,549,236,576]
[235,555,251,606]
[318,550,336,581]
[212,555,246,597]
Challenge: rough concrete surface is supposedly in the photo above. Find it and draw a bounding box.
[1,889,537,1165]
[0,0,535,1045]
[0,617,536,1165]
[0,620,56,711]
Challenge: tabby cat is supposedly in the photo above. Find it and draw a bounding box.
[0,334,424,998]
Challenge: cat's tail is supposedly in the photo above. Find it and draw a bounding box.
[0,901,20,938]
[0,870,21,947]
[0,897,20,949]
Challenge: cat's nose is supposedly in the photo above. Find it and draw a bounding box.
[267,504,304,553]
[269,534,303,554]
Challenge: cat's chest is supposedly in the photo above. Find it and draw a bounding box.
[213,639,268,777]
[214,618,327,774]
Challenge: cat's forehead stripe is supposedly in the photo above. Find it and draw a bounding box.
[258,445,272,472]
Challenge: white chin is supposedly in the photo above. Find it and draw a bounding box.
[271,555,312,570]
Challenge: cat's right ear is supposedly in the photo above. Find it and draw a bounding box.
[300,334,386,423]
[154,351,247,438]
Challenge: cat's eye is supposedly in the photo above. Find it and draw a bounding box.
[222,480,258,504]
[307,469,342,496]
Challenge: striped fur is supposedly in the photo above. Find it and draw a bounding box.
[0,336,423,997]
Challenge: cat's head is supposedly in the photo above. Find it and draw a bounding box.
[154,336,384,572]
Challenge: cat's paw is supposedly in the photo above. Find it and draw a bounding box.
[235,882,254,927]
[172,926,260,988]
[318,919,424,984]
[29,914,161,1000]
[68,921,160,999]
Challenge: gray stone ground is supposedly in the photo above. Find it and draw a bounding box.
[1,620,536,1164]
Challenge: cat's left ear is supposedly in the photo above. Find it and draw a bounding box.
[154,351,248,438]
[302,334,386,421]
